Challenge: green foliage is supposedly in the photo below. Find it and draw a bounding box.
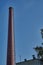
[34,46,43,59]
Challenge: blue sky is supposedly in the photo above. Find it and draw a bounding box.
[0,0,43,65]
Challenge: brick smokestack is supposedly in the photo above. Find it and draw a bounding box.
[6,7,16,65]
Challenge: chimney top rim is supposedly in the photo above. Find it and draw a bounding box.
[9,7,13,9]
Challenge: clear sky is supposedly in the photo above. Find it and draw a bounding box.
[0,0,43,65]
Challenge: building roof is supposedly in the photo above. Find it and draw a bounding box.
[16,59,40,64]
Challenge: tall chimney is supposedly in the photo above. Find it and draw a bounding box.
[6,7,16,65]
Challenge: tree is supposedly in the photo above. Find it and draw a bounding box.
[34,45,43,59]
